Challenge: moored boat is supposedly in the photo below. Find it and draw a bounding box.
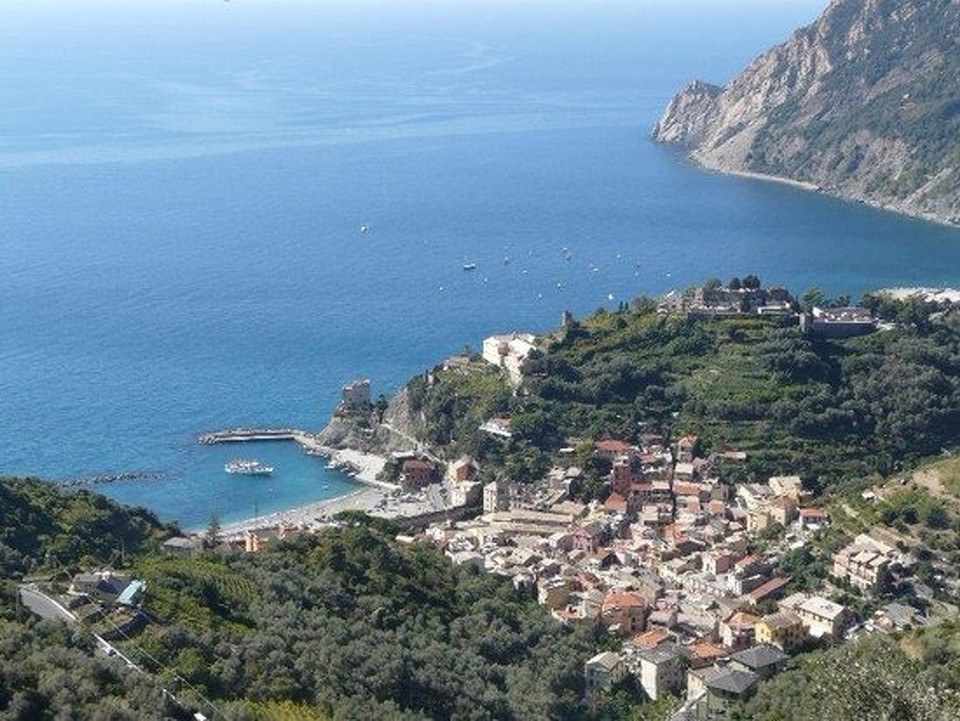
[225,458,274,475]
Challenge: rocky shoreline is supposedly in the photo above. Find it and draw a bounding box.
[700,159,960,229]
[653,0,960,230]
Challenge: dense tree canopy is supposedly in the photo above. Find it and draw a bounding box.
[0,477,173,580]
[393,297,960,505]
[740,624,960,720]
[125,526,596,720]
[0,618,183,720]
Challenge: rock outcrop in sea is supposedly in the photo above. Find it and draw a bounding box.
[653,0,960,227]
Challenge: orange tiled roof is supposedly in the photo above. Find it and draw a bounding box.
[633,628,671,650]
[604,493,628,512]
[602,591,645,612]
[596,439,633,453]
[690,642,727,660]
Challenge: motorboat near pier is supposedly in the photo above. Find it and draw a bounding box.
[224,458,274,476]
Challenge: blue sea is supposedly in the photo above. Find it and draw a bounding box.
[2,0,958,530]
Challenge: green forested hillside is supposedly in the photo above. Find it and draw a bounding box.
[654,0,960,225]
[4,292,960,719]
[740,622,960,720]
[0,478,187,719]
[407,295,960,493]
[127,524,595,720]
[0,477,174,579]
[0,480,595,719]
[0,620,184,720]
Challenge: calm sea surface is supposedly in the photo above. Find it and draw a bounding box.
[2,1,958,529]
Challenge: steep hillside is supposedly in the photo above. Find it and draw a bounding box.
[355,290,960,491]
[0,477,174,578]
[653,0,960,226]
[125,525,595,719]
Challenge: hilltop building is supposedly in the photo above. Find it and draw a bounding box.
[336,378,372,416]
[482,333,538,386]
[801,306,876,338]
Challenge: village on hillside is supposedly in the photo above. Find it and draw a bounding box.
[51,282,960,718]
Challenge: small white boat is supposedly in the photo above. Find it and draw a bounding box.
[225,458,274,476]
[462,262,477,271]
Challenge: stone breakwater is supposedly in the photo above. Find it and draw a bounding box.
[59,470,166,487]
[198,427,301,444]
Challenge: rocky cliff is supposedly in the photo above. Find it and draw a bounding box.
[654,0,960,226]
[316,386,427,456]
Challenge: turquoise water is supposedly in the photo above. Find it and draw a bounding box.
[2,1,958,529]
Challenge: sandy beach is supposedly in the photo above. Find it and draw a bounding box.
[218,485,387,539]
[876,287,960,303]
[216,437,397,539]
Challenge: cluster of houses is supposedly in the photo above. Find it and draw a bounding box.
[657,283,879,338]
[124,425,923,719]
[659,283,795,319]
[65,570,147,639]
[139,309,919,716]
[408,431,918,717]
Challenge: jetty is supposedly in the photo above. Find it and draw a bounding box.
[198,427,305,445]
[59,470,166,487]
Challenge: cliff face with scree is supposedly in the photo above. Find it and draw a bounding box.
[653,0,960,226]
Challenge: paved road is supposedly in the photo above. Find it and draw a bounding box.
[378,422,443,463]
[18,585,140,670]
[17,585,212,716]
[18,585,77,623]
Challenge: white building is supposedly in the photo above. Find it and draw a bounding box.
[585,651,627,702]
[639,645,684,700]
[483,479,510,514]
[796,596,851,639]
[482,333,538,386]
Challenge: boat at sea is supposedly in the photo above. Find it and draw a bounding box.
[224,458,274,476]
[462,262,477,270]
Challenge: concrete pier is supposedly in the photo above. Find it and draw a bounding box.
[198,428,305,444]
